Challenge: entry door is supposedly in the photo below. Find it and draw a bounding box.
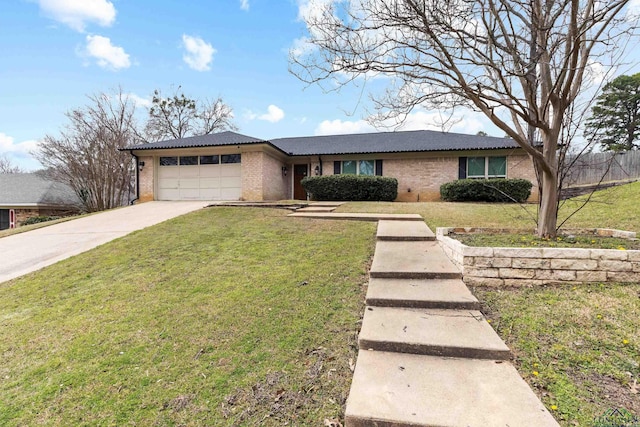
[0,209,9,230]
[293,164,308,200]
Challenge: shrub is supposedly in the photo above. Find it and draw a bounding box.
[440,178,532,203]
[302,175,398,201]
[20,216,61,226]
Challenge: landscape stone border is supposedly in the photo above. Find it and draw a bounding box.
[437,227,640,286]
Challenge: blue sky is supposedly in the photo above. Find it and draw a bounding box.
[1,0,639,171]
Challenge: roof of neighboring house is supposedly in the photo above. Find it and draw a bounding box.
[0,173,80,208]
[125,129,522,156]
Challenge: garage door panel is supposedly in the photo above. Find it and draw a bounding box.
[199,165,221,178]
[200,188,221,199]
[220,164,241,177]
[157,157,241,201]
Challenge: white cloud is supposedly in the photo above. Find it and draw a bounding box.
[0,133,42,171]
[315,119,375,135]
[246,105,286,123]
[181,35,216,71]
[38,0,116,32]
[0,133,40,154]
[239,0,250,11]
[125,93,152,108]
[314,109,493,136]
[84,35,130,70]
[259,105,285,123]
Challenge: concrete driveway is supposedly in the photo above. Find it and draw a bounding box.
[0,201,209,284]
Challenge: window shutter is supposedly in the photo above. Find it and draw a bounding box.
[458,157,467,179]
[334,161,341,174]
[375,159,383,176]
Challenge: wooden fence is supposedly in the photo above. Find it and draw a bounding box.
[563,151,640,187]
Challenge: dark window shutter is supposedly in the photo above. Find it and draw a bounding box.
[458,157,467,179]
[375,159,383,176]
[334,161,341,174]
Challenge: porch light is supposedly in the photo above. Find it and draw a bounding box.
[282,166,288,176]
[138,161,145,172]
[314,165,320,175]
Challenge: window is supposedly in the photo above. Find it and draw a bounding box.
[179,156,198,166]
[221,154,241,164]
[200,155,219,165]
[462,156,507,179]
[336,159,379,175]
[159,156,178,166]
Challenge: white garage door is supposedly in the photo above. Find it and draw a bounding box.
[157,154,242,201]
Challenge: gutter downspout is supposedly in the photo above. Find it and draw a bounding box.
[318,155,323,175]
[129,150,139,205]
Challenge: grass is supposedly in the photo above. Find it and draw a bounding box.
[0,207,376,426]
[335,180,640,232]
[454,233,640,250]
[475,283,640,426]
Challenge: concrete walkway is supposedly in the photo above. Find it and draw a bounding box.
[344,220,559,426]
[0,201,207,284]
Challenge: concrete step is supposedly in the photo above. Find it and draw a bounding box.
[366,278,480,310]
[369,241,461,279]
[345,350,560,427]
[376,220,435,241]
[295,206,336,213]
[287,213,424,221]
[358,306,511,360]
[308,201,345,207]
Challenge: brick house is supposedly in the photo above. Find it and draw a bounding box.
[124,130,538,203]
[0,173,81,230]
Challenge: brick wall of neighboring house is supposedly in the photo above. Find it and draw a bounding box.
[385,157,459,202]
[13,207,76,227]
[138,155,154,202]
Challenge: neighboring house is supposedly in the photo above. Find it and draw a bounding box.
[0,173,81,230]
[124,130,538,203]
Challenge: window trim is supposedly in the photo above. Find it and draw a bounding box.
[464,156,507,179]
[335,159,380,176]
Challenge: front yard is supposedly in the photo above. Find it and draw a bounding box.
[1,182,639,426]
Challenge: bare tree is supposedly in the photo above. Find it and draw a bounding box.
[144,87,237,142]
[34,89,140,212]
[291,0,636,237]
[0,154,23,174]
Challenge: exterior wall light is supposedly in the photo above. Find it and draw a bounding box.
[138,161,145,172]
[282,166,288,176]
[314,165,320,175]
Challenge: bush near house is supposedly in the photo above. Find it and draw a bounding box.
[440,178,532,203]
[20,215,61,226]
[302,175,398,201]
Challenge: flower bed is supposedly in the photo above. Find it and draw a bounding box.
[437,227,640,287]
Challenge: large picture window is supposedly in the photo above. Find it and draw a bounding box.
[336,159,377,175]
[463,156,507,179]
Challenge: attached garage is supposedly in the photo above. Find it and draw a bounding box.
[157,154,242,201]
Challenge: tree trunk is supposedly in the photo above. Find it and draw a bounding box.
[536,164,559,238]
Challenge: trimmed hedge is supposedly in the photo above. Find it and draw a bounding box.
[21,216,61,226]
[440,178,532,203]
[301,175,398,201]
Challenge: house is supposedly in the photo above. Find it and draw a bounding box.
[124,130,538,203]
[0,173,81,230]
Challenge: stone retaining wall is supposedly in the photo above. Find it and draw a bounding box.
[436,227,640,286]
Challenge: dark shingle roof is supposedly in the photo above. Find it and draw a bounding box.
[126,129,521,156]
[125,131,268,150]
[0,173,80,207]
[271,130,520,155]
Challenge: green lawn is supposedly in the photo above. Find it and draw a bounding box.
[336,180,640,232]
[2,182,639,426]
[0,207,376,426]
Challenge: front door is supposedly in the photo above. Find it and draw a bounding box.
[0,209,9,230]
[293,164,308,200]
